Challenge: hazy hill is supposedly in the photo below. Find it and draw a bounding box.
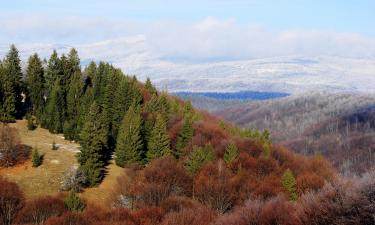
[215,92,375,174]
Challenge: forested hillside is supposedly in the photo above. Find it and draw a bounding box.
[216,92,375,174]
[1,46,374,225]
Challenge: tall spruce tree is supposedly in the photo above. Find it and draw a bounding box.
[78,102,108,186]
[64,71,83,140]
[45,50,63,92]
[175,117,194,158]
[144,77,157,95]
[43,79,65,133]
[0,45,23,121]
[115,105,143,167]
[146,113,171,161]
[26,53,45,118]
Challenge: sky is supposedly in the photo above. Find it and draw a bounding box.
[1,0,375,61]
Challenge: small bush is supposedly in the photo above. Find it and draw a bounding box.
[65,191,85,212]
[31,147,42,167]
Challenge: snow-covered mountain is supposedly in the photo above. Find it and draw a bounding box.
[1,40,375,94]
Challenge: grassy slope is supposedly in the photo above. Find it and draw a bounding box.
[0,120,124,209]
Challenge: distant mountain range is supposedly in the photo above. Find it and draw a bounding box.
[1,40,375,94]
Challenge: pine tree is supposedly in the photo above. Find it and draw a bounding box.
[282,169,298,201]
[65,191,85,212]
[45,50,63,92]
[186,144,214,175]
[115,106,143,167]
[43,79,65,133]
[0,45,23,121]
[175,117,194,158]
[78,102,108,186]
[145,77,157,95]
[146,114,171,161]
[224,142,238,164]
[31,147,42,167]
[26,53,45,118]
[64,71,83,140]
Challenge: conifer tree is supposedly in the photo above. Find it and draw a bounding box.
[282,169,298,201]
[64,71,83,140]
[175,117,194,158]
[224,142,238,164]
[78,102,108,186]
[31,147,42,167]
[186,144,214,175]
[0,45,23,121]
[26,53,45,118]
[45,50,62,92]
[115,106,143,167]
[65,191,85,212]
[43,79,64,133]
[145,77,157,95]
[146,114,171,161]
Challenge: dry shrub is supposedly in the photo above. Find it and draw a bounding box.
[194,161,236,213]
[133,207,164,225]
[0,124,30,167]
[16,196,66,224]
[0,177,25,225]
[161,206,216,225]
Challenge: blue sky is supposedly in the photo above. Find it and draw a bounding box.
[1,0,374,61]
[2,0,374,35]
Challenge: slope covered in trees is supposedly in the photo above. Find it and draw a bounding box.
[1,45,372,224]
[216,92,375,174]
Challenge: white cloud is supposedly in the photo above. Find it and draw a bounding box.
[0,16,375,61]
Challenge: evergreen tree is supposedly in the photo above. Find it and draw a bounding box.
[43,79,65,133]
[78,102,108,186]
[115,106,143,167]
[45,50,63,92]
[31,147,42,167]
[224,142,238,164]
[186,144,214,175]
[145,77,157,95]
[175,117,194,158]
[64,71,83,140]
[0,45,23,121]
[146,114,171,161]
[262,143,271,159]
[282,169,298,201]
[26,53,45,118]
[65,191,85,212]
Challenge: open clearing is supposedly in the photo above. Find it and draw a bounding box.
[0,120,125,210]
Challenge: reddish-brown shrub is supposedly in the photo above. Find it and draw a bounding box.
[255,157,279,177]
[194,161,236,213]
[45,212,89,225]
[258,195,301,225]
[160,196,202,213]
[296,173,325,195]
[16,196,66,224]
[0,177,25,225]
[161,206,216,225]
[119,156,193,208]
[133,207,164,225]
[253,175,284,200]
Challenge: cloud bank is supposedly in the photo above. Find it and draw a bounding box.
[0,16,375,62]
